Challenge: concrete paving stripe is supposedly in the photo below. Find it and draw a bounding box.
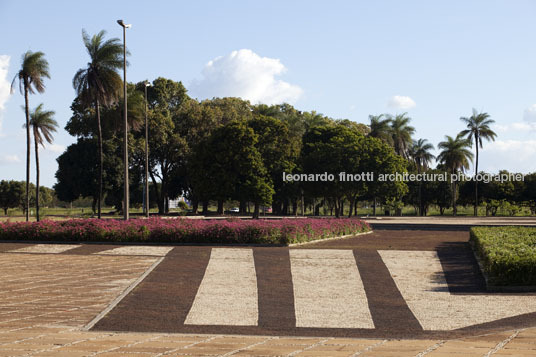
[185,248,258,326]
[96,246,173,256]
[10,244,80,254]
[289,249,374,329]
[379,250,536,330]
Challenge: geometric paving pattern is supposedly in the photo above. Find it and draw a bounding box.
[93,246,536,338]
[1,236,536,356]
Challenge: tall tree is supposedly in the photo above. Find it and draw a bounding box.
[388,113,415,158]
[368,114,392,145]
[72,29,126,218]
[459,109,497,216]
[27,104,58,221]
[437,134,473,215]
[144,78,189,213]
[11,51,50,221]
[410,138,435,216]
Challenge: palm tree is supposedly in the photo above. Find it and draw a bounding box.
[410,138,435,216]
[27,104,58,221]
[460,109,497,216]
[73,29,126,218]
[11,51,50,222]
[388,113,415,158]
[437,134,473,216]
[411,139,435,171]
[368,114,392,145]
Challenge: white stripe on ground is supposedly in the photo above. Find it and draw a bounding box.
[379,250,536,330]
[11,244,80,254]
[96,246,173,256]
[290,249,374,328]
[185,248,258,326]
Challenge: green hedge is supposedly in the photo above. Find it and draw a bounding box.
[470,226,536,286]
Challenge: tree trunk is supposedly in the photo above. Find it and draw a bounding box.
[24,83,30,222]
[34,129,40,222]
[348,196,355,218]
[253,202,260,219]
[373,197,377,216]
[217,200,224,214]
[192,199,199,214]
[452,181,457,216]
[474,137,479,216]
[95,99,103,219]
[202,201,208,215]
[149,170,164,214]
[282,200,289,215]
[419,182,424,216]
[239,200,247,214]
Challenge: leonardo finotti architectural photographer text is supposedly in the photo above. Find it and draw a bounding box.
[282,172,525,183]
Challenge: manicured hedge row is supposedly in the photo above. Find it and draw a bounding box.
[470,226,536,286]
[0,217,370,245]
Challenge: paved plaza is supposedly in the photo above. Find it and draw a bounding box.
[0,228,535,356]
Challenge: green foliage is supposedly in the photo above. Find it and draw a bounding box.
[72,29,125,108]
[11,51,50,95]
[0,181,24,214]
[54,137,124,210]
[368,114,393,145]
[387,113,415,158]
[470,226,536,286]
[191,120,274,210]
[0,181,56,215]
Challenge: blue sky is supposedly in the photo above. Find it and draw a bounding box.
[1,0,536,187]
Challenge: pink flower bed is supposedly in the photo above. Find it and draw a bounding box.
[0,217,370,245]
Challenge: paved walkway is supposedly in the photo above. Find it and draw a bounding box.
[1,230,536,356]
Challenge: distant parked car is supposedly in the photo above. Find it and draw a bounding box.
[229,207,240,213]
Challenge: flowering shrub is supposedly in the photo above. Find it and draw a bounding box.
[0,217,370,245]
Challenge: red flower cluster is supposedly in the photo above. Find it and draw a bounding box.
[0,217,370,245]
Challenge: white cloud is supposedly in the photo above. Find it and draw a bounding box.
[0,154,20,164]
[480,139,536,173]
[523,104,536,123]
[43,143,65,154]
[0,55,11,134]
[494,122,536,132]
[387,95,416,110]
[189,49,303,105]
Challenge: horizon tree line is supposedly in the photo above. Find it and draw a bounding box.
[7,29,501,219]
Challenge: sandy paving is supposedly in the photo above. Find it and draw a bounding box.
[379,250,536,330]
[95,246,173,256]
[290,249,374,328]
[10,244,80,254]
[185,248,258,326]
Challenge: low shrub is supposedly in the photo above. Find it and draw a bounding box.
[0,217,370,245]
[470,226,536,286]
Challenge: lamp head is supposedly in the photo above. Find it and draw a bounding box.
[117,20,132,28]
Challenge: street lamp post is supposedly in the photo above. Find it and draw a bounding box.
[144,81,150,218]
[117,19,131,220]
